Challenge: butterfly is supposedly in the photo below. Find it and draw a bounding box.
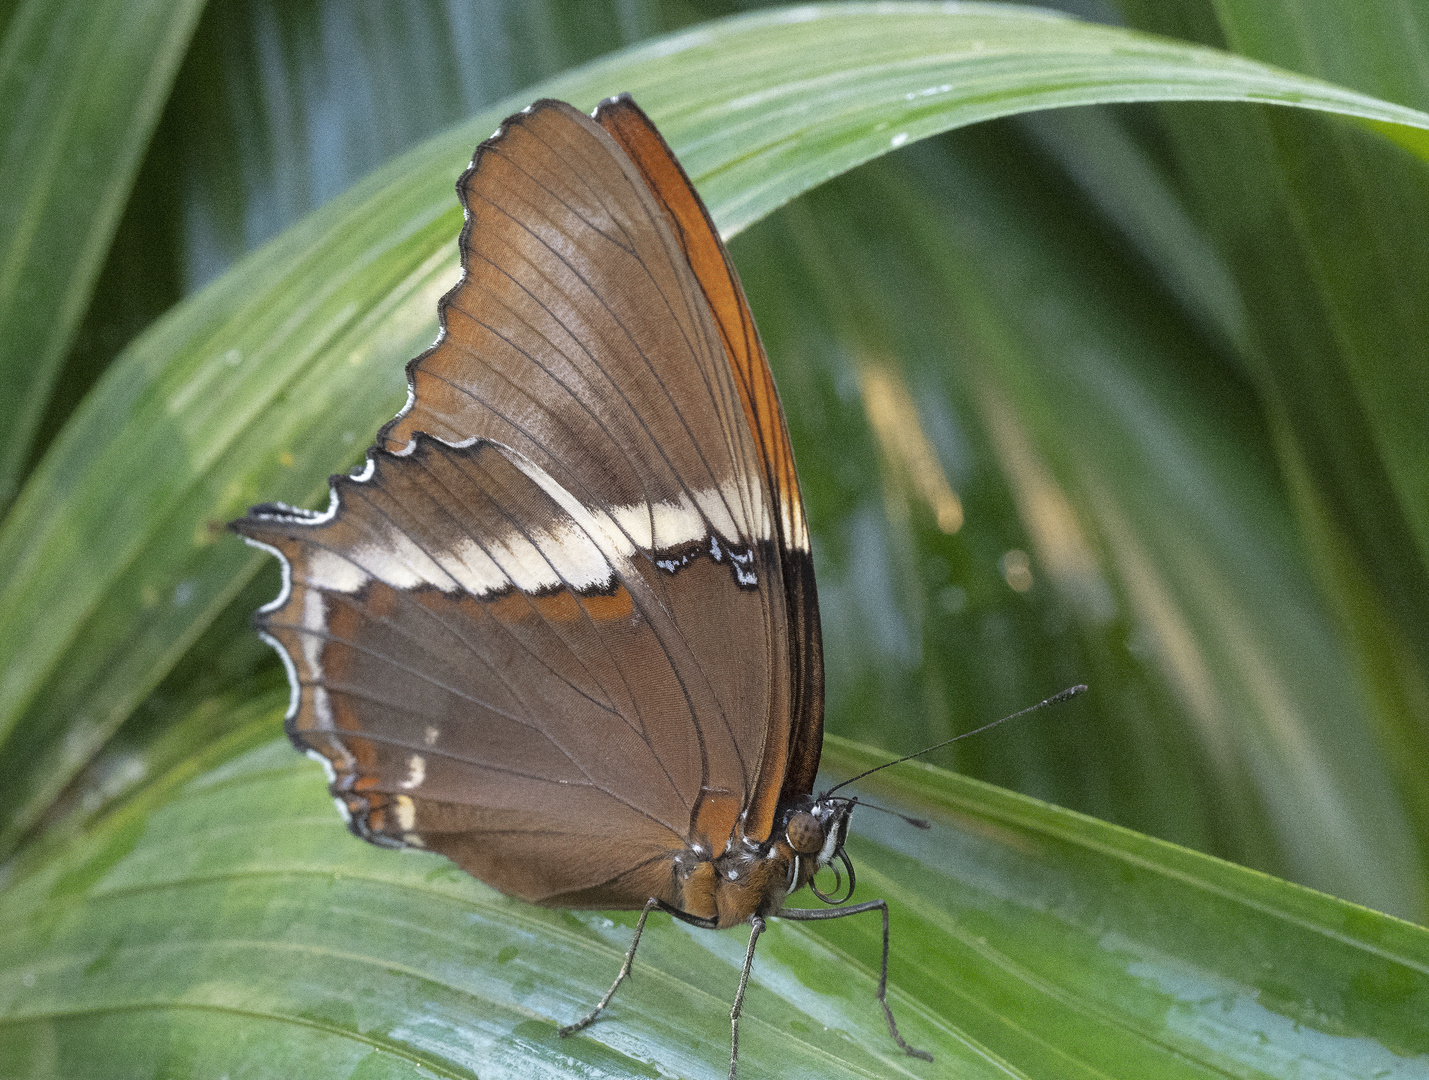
[231,94,930,1076]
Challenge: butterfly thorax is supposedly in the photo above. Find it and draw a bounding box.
[672,798,852,929]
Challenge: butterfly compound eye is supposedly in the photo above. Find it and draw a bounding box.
[785,810,825,855]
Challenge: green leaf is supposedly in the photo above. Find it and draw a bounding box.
[16,0,669,848]
[6,5,1429,1074]
[3,722,1425,1078]
[1108,0,1429,921]
[3,0,1429,862]
[733,132,1424,917]
[0,0,207,507]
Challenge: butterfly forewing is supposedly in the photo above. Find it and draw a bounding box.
[383,101,766,552]
[232,97,822,912]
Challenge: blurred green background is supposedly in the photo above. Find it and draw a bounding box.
[3,1,1429,1076]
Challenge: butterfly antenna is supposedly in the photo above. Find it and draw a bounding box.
[828,796,932,830]
[823,684,1087,798]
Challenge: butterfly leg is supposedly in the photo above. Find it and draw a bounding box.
[559,897,661,1037]
[776,900,932,1061]
[727,914,766,1080]
[560,898,718,1038]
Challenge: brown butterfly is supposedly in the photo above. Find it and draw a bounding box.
[231,94,931,1076]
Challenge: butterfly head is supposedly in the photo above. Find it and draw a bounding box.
[782,796,858,905]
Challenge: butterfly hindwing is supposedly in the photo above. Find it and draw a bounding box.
[236,436,766,905]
